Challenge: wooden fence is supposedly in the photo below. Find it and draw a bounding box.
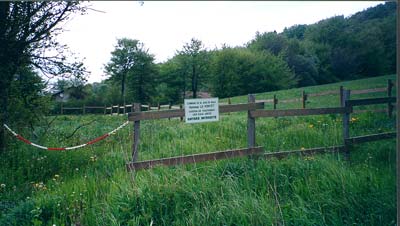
[59,80,395,116]
[126,84,396,171]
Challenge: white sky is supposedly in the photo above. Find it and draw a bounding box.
[57,1,385,83]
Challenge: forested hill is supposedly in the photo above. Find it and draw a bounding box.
[251,2,396,87]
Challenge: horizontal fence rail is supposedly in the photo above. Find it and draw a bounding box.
[250,107,351,118]
[128,102,265,121]
[346,97,396,107]
[345,132,396,144]
[127,147,264,171]
[261,146,345,160]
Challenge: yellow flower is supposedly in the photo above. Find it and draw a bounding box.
[305,156,315,161]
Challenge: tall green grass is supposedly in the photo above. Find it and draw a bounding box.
[0,75,396,225]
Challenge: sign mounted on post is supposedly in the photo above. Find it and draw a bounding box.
[184,98,219,124]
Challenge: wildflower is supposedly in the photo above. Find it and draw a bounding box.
[75,168,79,171]
[305,156,315,161]
[90,155,97,162]
[54,174,60,179]
[308,124,314,128]
[301,147,305,151]
[350,117,358,123]
[0,184,5,188]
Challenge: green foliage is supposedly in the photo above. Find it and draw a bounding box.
[0,1,88,151]
[105,38,158,104]
[0,75,396,225]
[210,47,297,97]
[178,38,209,99]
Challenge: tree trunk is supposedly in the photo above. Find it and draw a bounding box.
[121,73,126,105]
[192,63,197,98]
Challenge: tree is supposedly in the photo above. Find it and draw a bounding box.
[178,38,208,98]
[157,56,187,103]
[104,38,141,105]
[105,38,157,104]
[210,47,297,97]
[248,31,288,56]
[126,48,158,103]
[0,2,88,151]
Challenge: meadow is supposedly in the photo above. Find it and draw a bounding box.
[0,74,396,225]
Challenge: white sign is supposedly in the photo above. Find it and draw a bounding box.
[184,98,219,124]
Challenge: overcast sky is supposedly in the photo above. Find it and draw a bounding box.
[57,1,385,83]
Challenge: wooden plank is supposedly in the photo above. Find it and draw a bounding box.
[308,90,338,97]
[302,90,307,109]
[351,87,387,95]
[129,109,184,121]
[250,107,350,118]
[342,90,350,159]
[345,132,396,144]
[85,106,105,109]
[128,102,265,121]
[262,145,345,160]
[388,79,393,118]
[126,147,264,171]
[132,103,141,161]
[62,107,83,110]
[220,102,264,113]
[247,94,256,148]
[347,97,396,106]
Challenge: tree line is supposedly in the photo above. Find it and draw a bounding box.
[62,1,395,108]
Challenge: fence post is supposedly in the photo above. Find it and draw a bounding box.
[388,79,393,118]
[158,102,161,111]
[169,102,172,120]
[180,104,183,121]
[273,94,277,110]
[341,89,351,160]
[132,103,141,161]
[302,90,307,109]
[148,103,151,111]
[123,104,126,114]
[228,98,231,105]
[339,86,344,107]
[247,94,256,148]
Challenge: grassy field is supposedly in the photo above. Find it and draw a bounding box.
[0,74,396,225]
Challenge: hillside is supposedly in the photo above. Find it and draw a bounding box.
[0,75,396,225]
